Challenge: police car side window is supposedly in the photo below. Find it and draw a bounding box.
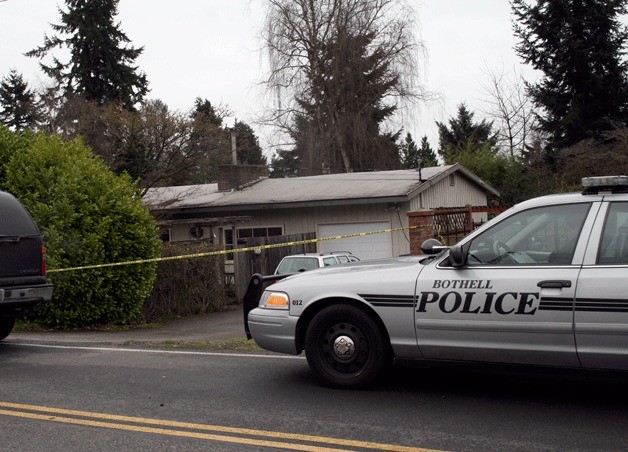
[467,203,591,266]
[598,202,628,265]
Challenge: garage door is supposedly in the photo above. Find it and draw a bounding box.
[318,222,392,261]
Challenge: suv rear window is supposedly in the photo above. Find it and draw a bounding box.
[276,257,320,274]
[0,192,39,236]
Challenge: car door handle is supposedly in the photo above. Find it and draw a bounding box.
[537,280,572,288]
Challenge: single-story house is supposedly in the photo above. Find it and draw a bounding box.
[143,163,499,262]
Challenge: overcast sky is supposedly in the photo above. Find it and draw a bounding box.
[1,0,535,157]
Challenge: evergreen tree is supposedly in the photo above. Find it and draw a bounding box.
[233,120,266,166]
[399,132,420,169]
[269,149,300,178]
[418,136,438,167]
[0,70,41,131]
[436,104,496,163]
[512,0,628,149]
[191,98,224,128]
[188,98,229,183]
[26,0,148,110]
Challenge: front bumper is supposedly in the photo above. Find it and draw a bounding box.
[247,307,300,355]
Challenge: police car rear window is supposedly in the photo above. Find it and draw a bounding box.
[598,202,628,265]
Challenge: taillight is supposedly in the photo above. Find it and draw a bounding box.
[41,245,47,275]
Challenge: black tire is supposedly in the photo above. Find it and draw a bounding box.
[305,304,388,389]
[0,317,16,341]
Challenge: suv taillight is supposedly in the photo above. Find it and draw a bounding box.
[41,245,47,275]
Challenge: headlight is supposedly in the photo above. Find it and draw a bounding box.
[260,291,290,310]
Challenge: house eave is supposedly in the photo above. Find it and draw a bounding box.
[150,195,410,217]
[154,216,251,227]
[406,163,500,199]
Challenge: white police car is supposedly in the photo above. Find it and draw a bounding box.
[244,176,628,388]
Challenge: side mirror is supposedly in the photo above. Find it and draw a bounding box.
[448,243,467,268]
[420,238,447,255]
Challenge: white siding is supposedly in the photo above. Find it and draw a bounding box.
[318,222,393,260]
[171,224,194,242]
[409,173,487,211]
[169,224,218,243]
[220,202,412,257]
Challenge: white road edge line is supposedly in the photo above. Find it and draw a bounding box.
[4,343,305,360]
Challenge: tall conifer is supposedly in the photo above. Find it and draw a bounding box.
[0,69,41,130]
[418,136,438,167]
[27,0,148,110]
[512,0,628,149]
[436,104,496,163]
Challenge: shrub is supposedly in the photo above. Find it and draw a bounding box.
[140,241,226,323]
[0,127,31,182]
[0,129,161,328]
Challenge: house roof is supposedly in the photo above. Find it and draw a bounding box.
[143,163,500,212]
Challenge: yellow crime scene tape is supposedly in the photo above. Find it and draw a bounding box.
[47,224,438,274]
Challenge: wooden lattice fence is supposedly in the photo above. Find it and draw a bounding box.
[408,205,508,254]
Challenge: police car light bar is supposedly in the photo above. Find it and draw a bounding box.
[582,175,628,194]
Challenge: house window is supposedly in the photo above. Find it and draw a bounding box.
[159,228,171,242]
[450,174,456,186]
[224,226,283,259]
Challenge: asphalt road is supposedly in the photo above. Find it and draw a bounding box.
[1,339,628,451]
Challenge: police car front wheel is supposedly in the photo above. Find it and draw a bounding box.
[305,304,388,389]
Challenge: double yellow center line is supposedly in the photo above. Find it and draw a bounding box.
[0,402,436,451]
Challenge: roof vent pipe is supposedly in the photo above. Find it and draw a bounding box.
[231,129,237,165]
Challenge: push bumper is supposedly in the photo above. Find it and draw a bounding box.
[247,307,300,355]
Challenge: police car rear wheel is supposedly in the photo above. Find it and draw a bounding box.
[305,304,387,389]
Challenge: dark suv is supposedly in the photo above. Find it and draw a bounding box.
[0,191,53,340]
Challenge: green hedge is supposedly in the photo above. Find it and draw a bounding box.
[0,129,161,328]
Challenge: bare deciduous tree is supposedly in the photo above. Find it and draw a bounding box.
[49,98,229,191]
[480,66,537,158]
[262,0,427,173]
